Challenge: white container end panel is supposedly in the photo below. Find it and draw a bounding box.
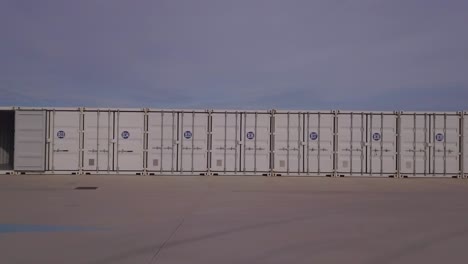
[179,112,208,173]
[115,112,144,171]
[83,111,114,171]
[336,113,367,175]
[241,113,270,173]
[367,114,397,175]
[400,114,460,177]
[305,113,334,175]
[211,112,241,173]
[147,112,178,173]
[48,111,80,171]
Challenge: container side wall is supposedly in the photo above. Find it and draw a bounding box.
[115,112,145,171]
[464,113,467,177]
[337,114,366,174]
[83,111,113,171]
[432,115,459,175]
[242,113,270,173]
[367,114,397,175]
[274,113,303,174]
[147,112,178,172]
[305,113,334,174]
[211,112,240,173]
[178,112,208,172]
[49,111,80,171]
[400,114,429,175]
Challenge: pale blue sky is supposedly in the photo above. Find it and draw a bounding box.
[1,0,467,110]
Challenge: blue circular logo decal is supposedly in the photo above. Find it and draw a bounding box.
[435,133,444,142]
[246,131,255,140]
[121,131,130,139]
[57,130,65,139]
[372,132,381,141]
[310,132,318,141]
[184,131,192,139]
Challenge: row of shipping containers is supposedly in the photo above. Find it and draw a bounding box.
[1,107,467,177]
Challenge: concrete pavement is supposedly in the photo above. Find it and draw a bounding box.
[1,175,468,264]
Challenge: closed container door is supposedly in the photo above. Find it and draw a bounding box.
[400,115,429,175]
[211,112,240,173]
[337,114,366,174]
[179,112,208,172]
[432,115,459,175]
[50,111,80,171]
[274,113,303,174]
[147,112,177,172]
[83,111,113,171]
[115,112,144,171]
[367,114,397,175]
[242,113,270,173]
[305,113,334,174]
[14,110,46,171]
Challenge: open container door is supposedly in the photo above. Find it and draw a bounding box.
[14,110,46,172]
[0,110,15,172]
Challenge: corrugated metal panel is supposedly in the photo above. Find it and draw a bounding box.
[463,112,467,178]
[211,112,241,173]
[178,111,208,173]
[274,112,303,175]
[147,111,178,173]
[337,113,367,175]
[336,112,397,176]
[400,113,460,177]
[0,111,14,170]
[83,111,113,171]
[48,111,81,171]
[241,112,270,174]
[367,113,397,175]
[115,112,144,171]
[433,114,459,175]
[400,114,427,175]
[14,110,46,171]
[305,113,334,175]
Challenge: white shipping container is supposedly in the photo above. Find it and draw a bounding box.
[147,111,178,173]
[48,111,81,171]
[178,111,208,173]
[399,113,460,177]
[115,112,144,171]
[210,112,241,174]
[6,107,467,177]
[336,112,397,176]
[83,111,113,172]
